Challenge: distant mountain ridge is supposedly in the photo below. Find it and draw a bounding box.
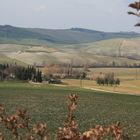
[0,25,140,45]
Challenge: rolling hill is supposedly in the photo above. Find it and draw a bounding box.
[0,25,140,45]
[0,25,140,66]
[0,38,140,66]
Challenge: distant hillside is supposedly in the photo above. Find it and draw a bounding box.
[0,38,140,66]
[0,25,140,45]
[0,25,140,66]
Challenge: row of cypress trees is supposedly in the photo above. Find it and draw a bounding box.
[96,73,120,86]
[0,64,42,82]
[14,66,42,82]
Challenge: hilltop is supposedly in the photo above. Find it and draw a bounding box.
[0,25,140,45]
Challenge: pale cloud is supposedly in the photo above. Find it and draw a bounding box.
[35,5,47,12]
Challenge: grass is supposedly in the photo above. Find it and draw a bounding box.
[88,68,140,80]
[0,82,139,139]
[62,68,140,95]
[62,79,140,95]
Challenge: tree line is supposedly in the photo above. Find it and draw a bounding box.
[0,64,42,82]
[96,72,120,86]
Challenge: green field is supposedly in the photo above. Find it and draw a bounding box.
[0,82,139,139]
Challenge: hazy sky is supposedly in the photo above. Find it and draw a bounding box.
[0,0,139,32]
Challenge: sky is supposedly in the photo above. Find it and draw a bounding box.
[0,0,139,32]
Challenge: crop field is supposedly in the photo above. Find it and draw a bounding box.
[0,82,140,139]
